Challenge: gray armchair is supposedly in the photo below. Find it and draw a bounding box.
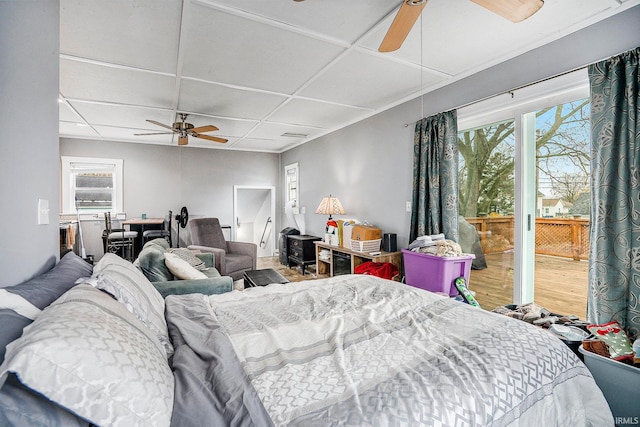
[188,217,257,281]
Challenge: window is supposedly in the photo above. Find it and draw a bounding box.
[284,163,299,208]
[61,156,123,215]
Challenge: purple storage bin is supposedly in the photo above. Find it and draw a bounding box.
[402,249,475,296]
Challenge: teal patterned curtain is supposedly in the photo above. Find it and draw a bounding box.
[410,110,459,242]
[588,47,640,339]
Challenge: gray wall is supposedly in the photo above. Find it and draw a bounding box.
[280,5,640,250]
[60,138,279,261]
[0,1,60,287]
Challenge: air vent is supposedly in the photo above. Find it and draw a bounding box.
[281,132,308,138]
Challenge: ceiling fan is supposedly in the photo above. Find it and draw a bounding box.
[378,0,544,52]
[135,113,228,146]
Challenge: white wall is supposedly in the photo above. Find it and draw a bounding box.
[280,6,640,250]
[60,138,279,260]
[0,1,60,287]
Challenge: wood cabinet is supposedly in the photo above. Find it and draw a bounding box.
[287,234,322,275]
[314,241,402,278]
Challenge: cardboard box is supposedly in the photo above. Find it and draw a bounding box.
[351,225,382,241]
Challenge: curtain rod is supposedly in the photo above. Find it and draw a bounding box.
[408,46,640,127]
[406,64,589,128]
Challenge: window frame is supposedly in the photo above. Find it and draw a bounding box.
[60,156,123,217]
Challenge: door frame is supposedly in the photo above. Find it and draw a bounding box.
[233,185,276,256]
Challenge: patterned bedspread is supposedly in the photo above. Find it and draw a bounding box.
[166,274,613,427]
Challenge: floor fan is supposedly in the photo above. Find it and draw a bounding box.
[174,206,189,247]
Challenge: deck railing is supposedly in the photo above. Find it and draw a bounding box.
[465,216,590,261]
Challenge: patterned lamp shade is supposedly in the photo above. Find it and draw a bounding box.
[315,195,345,220]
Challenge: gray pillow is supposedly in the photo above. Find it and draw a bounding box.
[0,251,93,364]
[2,251,93,309]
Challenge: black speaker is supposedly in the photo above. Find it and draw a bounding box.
[383,233,397,252]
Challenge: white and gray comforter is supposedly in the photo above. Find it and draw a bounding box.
[166,274,612,427]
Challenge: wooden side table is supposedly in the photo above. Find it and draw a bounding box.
[287,234,321,275]
[314,241,402,278]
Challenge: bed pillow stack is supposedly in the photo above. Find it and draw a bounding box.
[0,253,175,426]
[0,284,174,426]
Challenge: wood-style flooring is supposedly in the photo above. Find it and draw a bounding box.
[257,252,588,319]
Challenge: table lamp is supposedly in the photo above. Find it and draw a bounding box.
[316,195,345,246]
[315,195,345,221]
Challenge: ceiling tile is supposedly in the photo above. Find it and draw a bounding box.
[60,58,177,108]
[246,122,323,141]
[180,2,347,94]
[268,98,370,129]
[59,121,100,138]
[299,50,447,108]
[69,102,174,129]
[93,125,175,145]
[200,0,398,44]
[178,79,287,120]
[60,0,181,73]
[231,138,298,153]
[59,102,83,123]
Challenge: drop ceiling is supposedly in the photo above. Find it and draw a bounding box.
[59,0,639,153]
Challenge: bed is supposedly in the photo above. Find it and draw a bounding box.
[0,254,613,426]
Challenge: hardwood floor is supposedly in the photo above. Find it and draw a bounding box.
[257,252,589,319]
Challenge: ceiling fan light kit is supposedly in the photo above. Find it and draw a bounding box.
[379,0,543,52]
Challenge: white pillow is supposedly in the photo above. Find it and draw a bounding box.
[164,252,208,280]
[87,253,172,358]
[0,285,174,427]
[166,248,206,270]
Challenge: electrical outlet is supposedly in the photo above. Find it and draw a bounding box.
[406,201,412,212]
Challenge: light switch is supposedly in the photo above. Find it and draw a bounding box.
[38,199,50,225]
[406,201,412,212]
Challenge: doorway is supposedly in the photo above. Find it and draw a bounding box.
[233,186,276,258]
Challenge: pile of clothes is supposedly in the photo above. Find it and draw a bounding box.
[408,234,463,257]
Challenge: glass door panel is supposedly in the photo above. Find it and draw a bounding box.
[533,98,590,318]
[458,119,515,310]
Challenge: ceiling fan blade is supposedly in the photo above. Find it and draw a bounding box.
[178,135,189,146]
[378,0,427,53]
[134,131,174,136]
[191,125,219,133]
[192,133,228,144]
[470,0,543,23]
[146,119,177,131]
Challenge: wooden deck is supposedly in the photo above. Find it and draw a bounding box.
[258,252,589,319]
[469,252,588,318]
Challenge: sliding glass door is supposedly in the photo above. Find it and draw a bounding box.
[457,70,590,317]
